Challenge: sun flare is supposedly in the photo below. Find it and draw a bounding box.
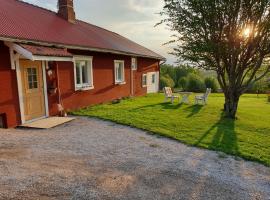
[242,27,252,38]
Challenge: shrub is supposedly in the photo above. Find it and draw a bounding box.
[187,74,205,92]
[159,74,175,90]
[178,77,188,91]
[204,77,218,92]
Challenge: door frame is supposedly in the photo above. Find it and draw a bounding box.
[146,71,159,94]
[16,60,49,124]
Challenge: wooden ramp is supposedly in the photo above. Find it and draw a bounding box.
[20,117,75,129]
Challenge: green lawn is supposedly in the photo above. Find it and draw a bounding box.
[72,93,270,166]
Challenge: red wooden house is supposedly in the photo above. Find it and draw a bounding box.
[0,0,164,128]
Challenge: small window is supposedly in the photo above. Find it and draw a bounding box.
[114,60,125,84]
[131,57,137,70]
[142,74,147,87]
[74,57,93,90]
[27,68,38,89]
[152,74,156,84]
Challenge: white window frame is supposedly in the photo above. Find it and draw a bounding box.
[114,60,126,85]
[73,56,94,91]
[131,57,137,70]
[142,73,147,87]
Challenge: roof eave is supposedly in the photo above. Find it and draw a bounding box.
[0,36,165,60]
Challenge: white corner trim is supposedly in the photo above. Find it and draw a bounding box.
[9,48,16,70]
[42,61,49,117]
[15,60,26,124]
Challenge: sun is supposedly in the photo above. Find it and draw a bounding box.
[242,27,252,38]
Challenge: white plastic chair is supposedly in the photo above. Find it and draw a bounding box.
[163,87,180,103]
[195,88,212,105]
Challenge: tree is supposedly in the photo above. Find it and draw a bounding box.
[160,0,270,118]
[160,74,175,89]
[187,74,206,92]
[178,77,188,90]
[204,77,218,92]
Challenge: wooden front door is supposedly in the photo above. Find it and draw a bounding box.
[20,60,46,122]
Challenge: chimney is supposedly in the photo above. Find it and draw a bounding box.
[58,0,76,23]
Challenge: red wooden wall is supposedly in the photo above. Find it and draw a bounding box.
[0,42,21,128]
[48,51,160,115]
[0,42,160,128]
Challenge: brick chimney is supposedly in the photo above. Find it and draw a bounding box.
[58,0,76,23]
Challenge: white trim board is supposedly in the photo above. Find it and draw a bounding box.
[15,59,25,123]
[43,61,49,117]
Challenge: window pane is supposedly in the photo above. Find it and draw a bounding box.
[33,74,37,82]
[152,74,155,84]
[33,81,38,89]
[27,68,32,76]
[27,68,38,89]
[115,62,124,82]
[118,65,122,81]
[82,61,89,84]
[32,68,37,75]
[76,63,81,85]
[142,75,147,86]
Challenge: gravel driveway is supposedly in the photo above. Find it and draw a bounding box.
[0,117,269,200]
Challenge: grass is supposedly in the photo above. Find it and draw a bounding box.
[72,93,270,167]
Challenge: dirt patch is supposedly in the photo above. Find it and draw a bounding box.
[0,144,28,159]
[97,171,136,194]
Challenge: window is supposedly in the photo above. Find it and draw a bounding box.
[0,114,6,128]
[142,74,147,87]
[74,56,93,90]
[152,74,156,84]
[131,57,137,70]
[27,68,38,89]
[114,60,125,84]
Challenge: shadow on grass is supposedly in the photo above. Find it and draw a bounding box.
[131,102,184,111]
[184,105,204,117]
[194,113,238,155]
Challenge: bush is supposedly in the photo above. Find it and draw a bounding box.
[159,74,175,89]
[204,77,218,92]
[187,74,205,92]
[178,77,188,91]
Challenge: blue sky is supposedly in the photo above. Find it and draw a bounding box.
[22,0,176,64]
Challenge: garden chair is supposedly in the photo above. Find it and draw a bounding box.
[195,88,212,105]
[163,87,180,103]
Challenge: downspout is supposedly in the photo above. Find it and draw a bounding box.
[130,65,134,96]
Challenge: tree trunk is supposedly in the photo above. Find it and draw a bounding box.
[224,93,240,119]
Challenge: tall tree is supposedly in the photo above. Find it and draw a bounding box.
[160,0,270,118]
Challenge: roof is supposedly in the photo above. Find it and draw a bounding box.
[19,44,72,57]
[0,0,164,60]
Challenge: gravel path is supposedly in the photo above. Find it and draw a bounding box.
[0,117,269,200]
